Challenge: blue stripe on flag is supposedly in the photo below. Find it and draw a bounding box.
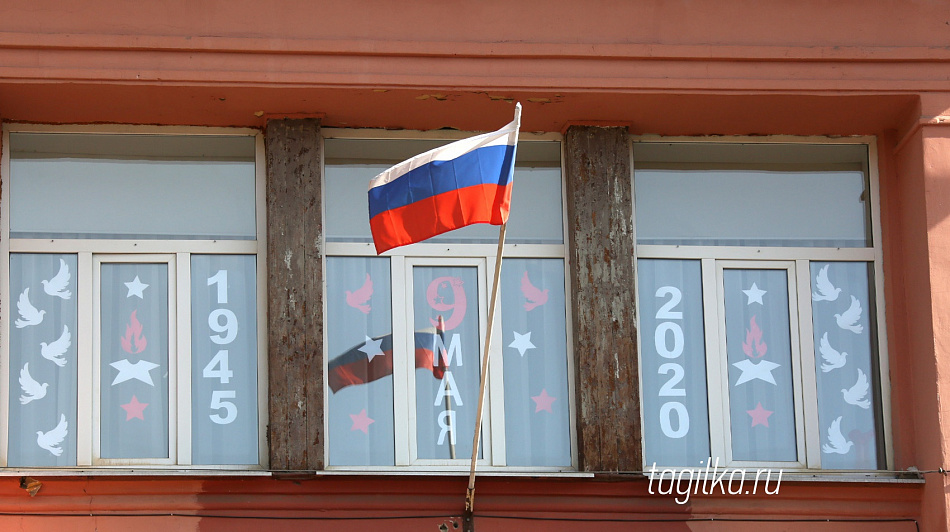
[368,143,515,219]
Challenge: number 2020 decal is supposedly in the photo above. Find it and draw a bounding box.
[204,270,238,425]
[655,286,689,439]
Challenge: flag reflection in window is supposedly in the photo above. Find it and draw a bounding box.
[327,257,395,466]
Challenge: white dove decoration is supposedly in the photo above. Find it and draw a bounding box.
[41,325,71,368]
[822,416,854,455]
[812,265,841,302]
[41,259,72,299]
[15,288,45,328]
[842,368,871,409]
[819,332,848,372]
[36,414,67,457]
[19,363,48,405]
[835,296,864,334]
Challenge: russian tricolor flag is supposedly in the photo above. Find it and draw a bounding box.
[368,104,522,254]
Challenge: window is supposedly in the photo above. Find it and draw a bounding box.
[1,127,265,468]
[635,140,888,470]
[323,132,575,470]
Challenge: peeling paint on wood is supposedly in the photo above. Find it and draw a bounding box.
[565,126,641,472]
[265,118,324,471]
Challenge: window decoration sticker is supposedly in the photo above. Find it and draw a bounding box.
[15,288,45,328]
[345,273,374,314]
[818,333,847,372]
[724,269,796,461]
[124,276,149,299]
[812,264,841,302]
[531,389,556,413]
[19,363,49,404]
[42,259,72,299]
[822,416,853,454]
[350,409,375,434]
[508,331,536,357]
[36,414,68,456]
[811,262,878,468]
[746,403,773,427]
[520,271,548,311]
[427,276,467,331]
[742,283,766,305]
[842,369,871,409]
[835,296,864,334]
[100,263,169,459]
[120,311,148,354]
[637,259,710,467]
[191,255,259,465]
[9,254,79,466]
[120,396,148,421]
[41,326,71,367]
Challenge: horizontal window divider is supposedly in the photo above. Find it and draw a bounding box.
[325,242,565,257]
[10,239,259,254]
[636,245,876,261]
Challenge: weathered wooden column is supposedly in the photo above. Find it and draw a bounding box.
[265,119,324,471]
[564,126,641,471]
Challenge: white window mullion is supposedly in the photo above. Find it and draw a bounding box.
[166,256,179,465]
[391,256,411,466]
[486,255,507,467]
[712,261,734,465]
[796,259,822,469]
[76,252,94,466]
[91,255,103,464]
[701,258,727,466]
[176,253,192,465]
[785,262,807,468]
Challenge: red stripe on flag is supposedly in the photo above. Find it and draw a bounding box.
[370,182,512,254]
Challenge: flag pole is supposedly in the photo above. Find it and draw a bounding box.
[465,221,506,517]
[464,103,521,523]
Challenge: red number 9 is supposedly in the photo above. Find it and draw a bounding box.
[426,276,467,331]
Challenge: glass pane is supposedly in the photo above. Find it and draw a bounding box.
[500,259,571,467]
[723,269,797,462]
[325,139,562,245]
[634,143,870,247]
[8,254,78,466]
[10,133,256,240]
[100,263,169,459]
[413,266,482,460]
[637,259,710,467]
[326,257,395,466]
[811,262,881,469]
[191,255,259,465]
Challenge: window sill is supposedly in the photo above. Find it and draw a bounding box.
[0,467,271,477]
[315,469,592,478]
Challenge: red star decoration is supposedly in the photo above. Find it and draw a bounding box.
[349,409,375,434]
[531,389,556,413]
[747,402,774,427]
[120,395,148,421]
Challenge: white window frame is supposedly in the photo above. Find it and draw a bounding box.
[0,124,269,471]
[321,128,578,472]
[633,135,893,472]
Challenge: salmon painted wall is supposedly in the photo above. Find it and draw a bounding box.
[1,0,949,530]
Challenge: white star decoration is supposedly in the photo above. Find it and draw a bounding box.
[110,359,160,386]
[509,331,536,357]
[732,359,780,386]
[358,335,385,362]
[124,276,149,299]
[742,282,767,305]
